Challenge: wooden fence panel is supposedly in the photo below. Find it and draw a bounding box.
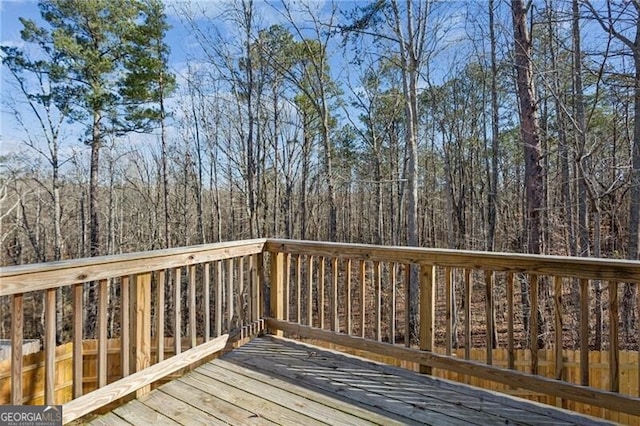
[0,337,207,406]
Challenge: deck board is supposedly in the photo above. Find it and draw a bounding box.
[90,336,613,426]
[204,359,408,425]
[89,413,132,426]
[111,399,180,425]
[137,386,227,425]
[198,362,394,425]
[160,377,276,425]
[182,370,325,425]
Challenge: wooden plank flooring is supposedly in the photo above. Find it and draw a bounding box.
[91,336,613,425]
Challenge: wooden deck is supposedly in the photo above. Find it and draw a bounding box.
[90,336,612,426]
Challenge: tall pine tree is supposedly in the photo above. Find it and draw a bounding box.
[5,0,173,335]
[12,0,173,257]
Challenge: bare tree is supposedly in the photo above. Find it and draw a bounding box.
[584,0,640,342]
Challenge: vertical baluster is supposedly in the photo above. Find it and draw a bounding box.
[45,288,57,404]
[227,258,234,330]
[307,256,314,327]
[257,252,264,320]
[419,264,435,375]
[247,257,253,327]
[485,271,494,365]
[360,260,366,338]
[155,271,164,362]
[189,265,197,348]
[296,255,302,324]
[405,264,410,347]
[253,254,261,322]
[390,263,396,344]
[97,280,108,389]
[284,254,290,322]
[554,276,563,381]
[332,257,339,332]
[270,252,284,337]
[121,276,130,374]
[129,275,136,370]
[204,264,210,342]
[375,261,381,341]
[346,259,352,335]
[11,293,23,405]
[507,273,515,370]
[238,257,245,325]
[609,281,619,393]
[319,256,325,329]
[174,267,181,355]
[580,278,589,386]
[72,284,83,398]
[464,269,472,361]
[445,267,453,356]
[216,261,223,337]
[135,272,152,398]
[530,274,539,375]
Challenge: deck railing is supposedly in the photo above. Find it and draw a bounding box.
[0,239,266,423]
[1,238,639,422]
[264,239,640,418]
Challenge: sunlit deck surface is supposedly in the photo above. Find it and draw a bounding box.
[88,336,612,426]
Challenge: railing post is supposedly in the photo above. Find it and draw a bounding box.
[72,284,83,398]
[419,264,435,375]
[189,265,197,348]
[131,272,152,397]
[270,252,284,336]
[97,280,108,389]
[121,277,130,376]
[249,254,259,323]
[609,281,619,393]
[45,288,56,405]
[11,293,23,405]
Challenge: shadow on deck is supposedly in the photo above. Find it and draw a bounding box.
[91,336,611,426]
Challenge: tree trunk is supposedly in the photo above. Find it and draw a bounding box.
[243,0,258,240]
[299,107,314,241]
[487,0,499,252]
[53,164,62,261]
[571,0,590,258]
[321,95,338,242]
[556,15,576,259]
[391,0,421,342]
[512,0,545,344]
[630,25,640,262]
[89,112,101,257]
[160,71,171,249]
[511,0,544,256]
[585,0,640,342]
[623,33,640,341]
[84,111,102,337]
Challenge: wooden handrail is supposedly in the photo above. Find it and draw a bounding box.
[1,239,266,422]
[2,238,639,422]
[62,334,229,424]
[264,239,640,418]
[264,239,640,282]
[0,239,266,296]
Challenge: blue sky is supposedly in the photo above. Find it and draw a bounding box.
[0,0,342,155]
[0,0,199,154]
[1,0,611,159]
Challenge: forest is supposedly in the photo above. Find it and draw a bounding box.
[0,0,638,267]
[2,4,640,415]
